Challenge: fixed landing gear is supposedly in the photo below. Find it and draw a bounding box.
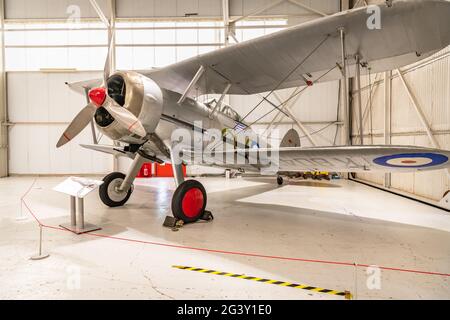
[99,172,133,207]
[166,147,212,226]
[98,146,213,227]
[277,175,284,186]
[171,180,207,223]
[99,151,146,208]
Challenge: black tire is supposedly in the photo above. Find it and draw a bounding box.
[99,172,133,207]
[277,176,284,186]
[171,180,207,223]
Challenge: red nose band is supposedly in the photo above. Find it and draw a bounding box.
[88,87,107,107]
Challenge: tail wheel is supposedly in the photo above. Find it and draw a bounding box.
[171,180,207,223]
[277,176,284,186]
[99,172,133,207]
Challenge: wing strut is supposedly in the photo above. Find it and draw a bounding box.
[177,65,205,104]
[209,83,232,119]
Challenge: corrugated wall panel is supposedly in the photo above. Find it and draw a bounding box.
[7,71,113,175]
[354,46,450,202]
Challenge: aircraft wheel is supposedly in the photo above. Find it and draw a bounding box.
[277,176,284,186]
[99,172,133,207]
[171,180,207,223]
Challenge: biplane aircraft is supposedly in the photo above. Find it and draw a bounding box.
[58,0,450,223]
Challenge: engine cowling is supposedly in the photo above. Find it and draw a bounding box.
[94,71,163,143]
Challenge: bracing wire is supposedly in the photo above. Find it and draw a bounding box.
[246,65,337,129]
[240,34,331,124]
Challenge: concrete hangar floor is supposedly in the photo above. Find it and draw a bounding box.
[0,176,449,300]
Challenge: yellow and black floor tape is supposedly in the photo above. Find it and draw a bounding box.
[173,265,352,299]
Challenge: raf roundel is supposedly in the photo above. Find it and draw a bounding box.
[373,153,449,169]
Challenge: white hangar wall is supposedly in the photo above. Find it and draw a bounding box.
[3,0,342,175]
[7,71,113,174]
[352,46,450,202]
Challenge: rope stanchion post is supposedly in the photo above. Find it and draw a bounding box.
[17,178,37,221]
[16,200,28,221]
[354,262,358,300]
[30,224,50,261]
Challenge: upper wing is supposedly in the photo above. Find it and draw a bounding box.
[146,0,450,95]
[183,145,450,173]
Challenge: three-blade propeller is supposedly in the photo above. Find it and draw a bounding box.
[57,23,146,148]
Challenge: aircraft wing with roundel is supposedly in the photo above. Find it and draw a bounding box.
[146,0,450,96]
[183,145,450,173]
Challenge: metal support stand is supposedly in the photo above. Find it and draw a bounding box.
[70,195,76,226]
[355,54,364,145]
[30,225,50,260]
[339,27,350,146]
[353,262,358,300]
[384,71,392,188]
[60,195,101,234]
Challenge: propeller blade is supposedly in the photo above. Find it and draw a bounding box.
[103,100,146,137]
[56,104,97,148]
[103,29,115,85]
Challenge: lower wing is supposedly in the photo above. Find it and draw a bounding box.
[80,144,135,159]
[184,146,450,173]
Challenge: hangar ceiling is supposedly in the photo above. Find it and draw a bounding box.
[4,0,339,20]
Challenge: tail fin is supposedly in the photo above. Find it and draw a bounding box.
[280,129,301,148]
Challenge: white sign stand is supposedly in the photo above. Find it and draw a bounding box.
[53,177,104,234]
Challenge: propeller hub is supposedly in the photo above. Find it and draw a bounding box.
[88,87,107,107]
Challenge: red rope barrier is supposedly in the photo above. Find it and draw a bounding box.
[20,180,450,278]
